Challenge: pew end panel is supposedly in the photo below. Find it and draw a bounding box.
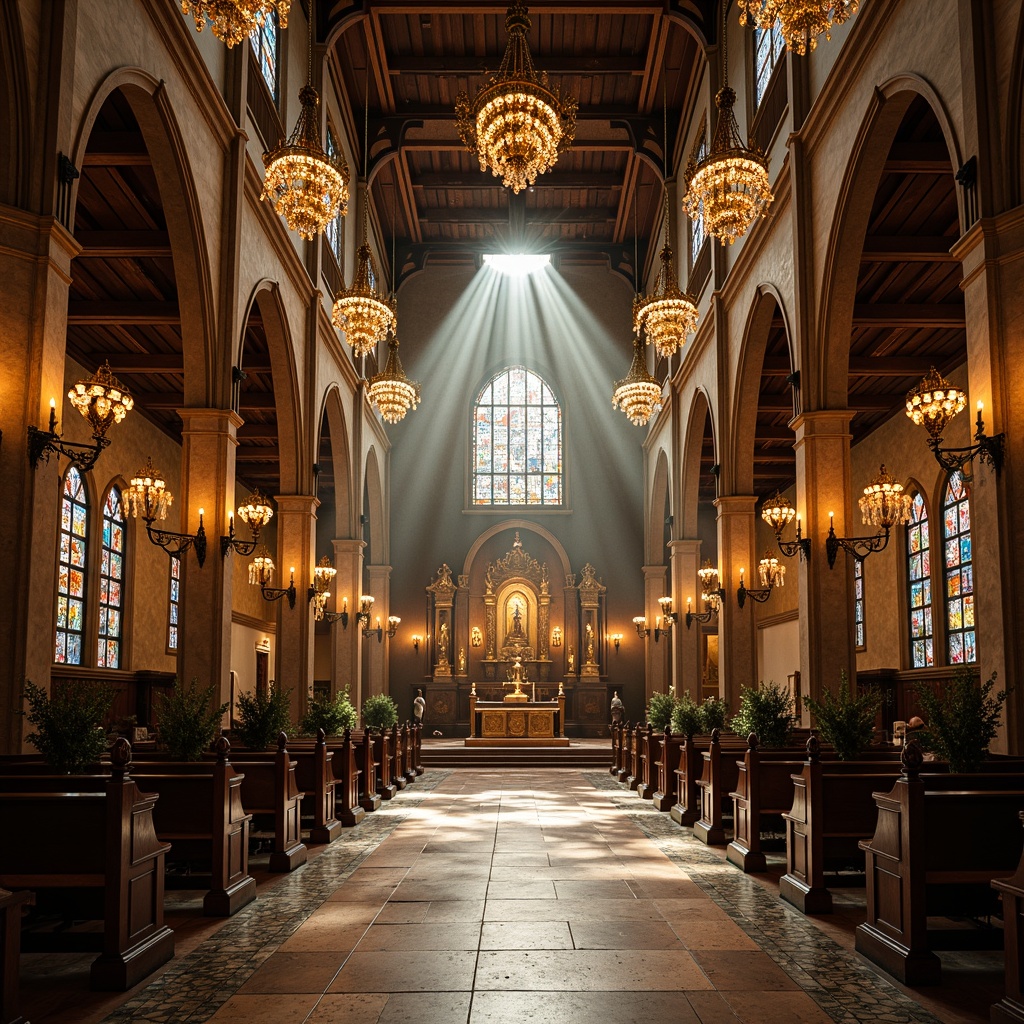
[0,888,32,1024]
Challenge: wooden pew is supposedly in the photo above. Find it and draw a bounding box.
[636,724,661,800]
[354,731,382,812]
[0,888,32,1024]
[327,729,365,827]
[855,741,1024,985]
[0,739,174,991]
[626,723,644,792]
[228,733,307,872]
[693,729,749,844]
[129,736,256,916]
[374,730,398,800]
[616,723,632,785]
[389,724,408,790]
[992,813,1024,1024]
[400,723,416,784]
[413,721,424,776]
[609,721,622,776]
[670,733,704,826]
[652,729,684,812]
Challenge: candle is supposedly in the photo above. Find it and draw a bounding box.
[342,596,348,613]
[739,567,745,586]
[687,597,692,612]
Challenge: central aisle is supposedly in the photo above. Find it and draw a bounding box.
[104,769,955,1024]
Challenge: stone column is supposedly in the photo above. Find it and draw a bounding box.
[331,538,365,706]
[669,539,703,698]
[537,569,551,679]
[641,565,669,700]
[792,410,856,716]
[715,496,758,709]
[362,564,393,698]
[178,408,243,710]
[274,495,318,721]
[578,563,605,680]
[427,565,457,681]
[562,573,577,682]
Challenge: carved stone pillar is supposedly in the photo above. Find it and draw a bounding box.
[331,538,365,706]
[456,574,470,678]
[577,563,605,680]
[562,573,577,681]
[537,568,551,680]
[427,564,457,681]
[715,495,758,710]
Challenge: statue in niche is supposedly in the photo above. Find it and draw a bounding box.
[505,600,526,645]
[437,622,450,667]
[436,564,454,589]
[585,623,595,663]
[567,646,575,673]
[458,647,466,673]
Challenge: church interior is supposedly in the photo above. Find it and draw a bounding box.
[2,0,1024,1021]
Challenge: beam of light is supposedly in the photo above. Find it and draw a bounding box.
[483,253,551,276]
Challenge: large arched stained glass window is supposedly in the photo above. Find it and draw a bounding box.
[55,466,88,665]
[473,366,562,506]
[943,470,976,664]
[906,491,933,668]
[98,485,126,668]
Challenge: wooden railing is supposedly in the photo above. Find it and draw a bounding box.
[857,665,980,735]
[246,53,283,151]
[50,667,176,730]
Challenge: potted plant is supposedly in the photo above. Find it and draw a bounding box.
[234,682,292,750]
[21,679,116,774]
[730,682,795,748]
[362,693,399,733]
[156,677,229,761]
[697,696,729,733]
[671,692,702,738]
[803,670,880,760]
[915,668,1008,773]
[646,690,677,732]
[300,688,358,737]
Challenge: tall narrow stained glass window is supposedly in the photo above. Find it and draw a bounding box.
[906,491,933,668]
[753,20,785,108]
[853,558,866,651]
[55,466,88,665]
[249,11,278,99]
[943,470,976,664]
[473,366,562,506]
[97,486,126,668]
[325,126,345,267]
[690,121,708,262]
[168,556,181,652]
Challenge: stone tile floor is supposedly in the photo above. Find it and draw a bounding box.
[18,767,1003,1024]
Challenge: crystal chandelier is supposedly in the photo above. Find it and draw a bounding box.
[904,366,966,441]
[758,552,785,589]
[249,547,275,587]
[182,0,290,48]
[738,1,858,56]
[858,464,913,530]
[682,7,772,244]
[127,458,172,522]
[310,555,337,620]
[68,361,134,438]
[455,2,577,194]
[368,334,421,424]
[260,0,348,239]
[612,337,663,427]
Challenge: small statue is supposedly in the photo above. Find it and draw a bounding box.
[458,647,466,673]
[567,646,575,673]
[585,623,595,663]
[437,622,450,666]
[611,691,623,712]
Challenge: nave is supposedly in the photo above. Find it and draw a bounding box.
[22,769,991,1024]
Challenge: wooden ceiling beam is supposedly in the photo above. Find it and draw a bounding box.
[861,236,956,261]
[67,302,180,325]
[236,446,281,461]
[386,55,646,76]
[83,354,184,373]
[851,304,965,327]
[757,394,898,412]
[333,1,661,13]
[75,231,172,258]
[420,207,618,224]
[761,355,944,377]
[883,142,952,174]
[412,172,623,189]
[237,424,280,440]
[81,132,149,166]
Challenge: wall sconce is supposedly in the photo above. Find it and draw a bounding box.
[826,465,912,569]
[761,492,810,561]
[412,634,422,651]
[905,368,1005,475]
[737,553,785,608]
[308,556,347,623]
[470,626,482,648]
[633,616,650,639]
[28,364,133,471]
[686,561,726,629]
[356,595,374,630]
[610,633,623,650]
[126,457,207,567]
[221,490,274,558]
[362,613,400,643]
[551,626,563,647]
[248,549,296,608]
[655,597,677,641]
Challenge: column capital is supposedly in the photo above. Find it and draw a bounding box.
[332,538,366,557]
[274,494,319,516]
[790,409,855,440]
[177,408,244,435]
[714,494,757,516]
[668,539,703,555]
[641,564,670,581]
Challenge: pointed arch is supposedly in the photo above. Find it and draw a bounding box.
[680,388,714,540]
[648,449,671,565]
[818,76,964,410]
[320,385,354,538]
[460,519,574,584]
[362,445,386,566]
[0,0,29,207]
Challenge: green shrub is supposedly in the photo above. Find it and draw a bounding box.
[362,693,399,732]
[803,670,880,760]
[697,696,729,733]
[915,669,1008,773]
[670,692,702,737]
[730,682,795,748]
[21,679,116,774]
[234,682,292,750]
[300,689,358,737]
[156,678,229,761]
[646,690,677,731]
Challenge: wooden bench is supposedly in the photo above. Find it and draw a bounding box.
[325,729,365,827]
[354,731,382,812]
[399,723,416,784]
[616,723,633,785]
[128,735,256,916]
[609,721,623,777]
[0,888,32,1024]
[636,724,661,800]
[0,739,174,991]
[390,723,411,790]
[228,733,307,872]
[626,723,644,791]
[412,721,424,776]
[652,729,684,812]
[992,813,1024,1023]
[693,729,751,844]
[373,730,398,800]
[855,741,1024,985]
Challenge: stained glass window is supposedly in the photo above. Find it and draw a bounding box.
[906,491,933,668]
[753,20,785,108]
[249,11,278,99]
[943,470,976,664]
[853,557,866,651]
[168,556,181,652]
[97,486,125,668]
[55,466,88,665]
[690,121,708,263]
[325,126,345,267]
[473,366,562,506]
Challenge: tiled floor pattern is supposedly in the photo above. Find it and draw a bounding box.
[87,768,993,1024]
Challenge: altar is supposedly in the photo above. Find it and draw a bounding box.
[466,691,569,747]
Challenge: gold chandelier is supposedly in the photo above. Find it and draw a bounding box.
[261,0,348,239]
[858,464,912,530]
[67,361,134,437]
[738,1,858,56]
[455,2,577,194]
[182,0,290,47]
[368,334,421,424]
[904,366,966,441]
[332,238,396,356]
[612,337,663,427]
